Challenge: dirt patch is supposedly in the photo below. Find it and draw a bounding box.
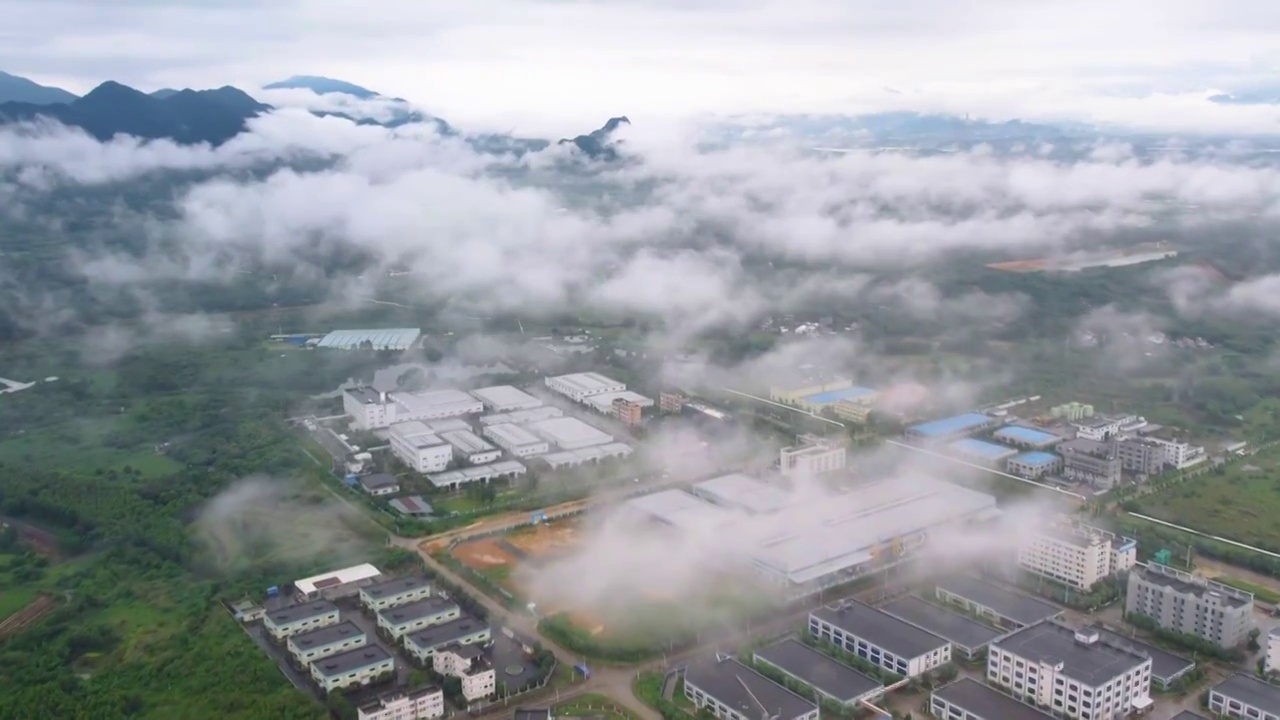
[505,522,582,558]
[452,538,518,569]
[1,517,62,560]
[0,594,57,639]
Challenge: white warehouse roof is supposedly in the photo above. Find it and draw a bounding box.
[316,328,420,350]
[485,422,544,447]
[395,389,481,416]
[548,372,624,396]
[623,489,736,533]
[585,391,654,413]
[542,442,633,466]
[470,385,542,411]
[295,563,382,596]
[479,406,563,426]
[692,473,793,514]
[440,430,495,454]
[527,416,613,449]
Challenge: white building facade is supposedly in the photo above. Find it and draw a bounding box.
[264,601,341,641]
[544,372,626,402]
[389,422,454,474]
[377,599,461,640]
[432,646,496,702]
[482,423,550,457]
[1017,521,1136,591]
[311,646,395,693]
[358,688,445,720]
[779,440,847,478]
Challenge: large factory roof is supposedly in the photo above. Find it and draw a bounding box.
[993,622,1149,687]
[428,461,526,487]
[691,473,793,514]
[485,423,544,447]
[440,430,495,454]
[527,417,613,448]
[294,564,381,597]
[316,328,420,350]
[548,372,624,395]
[623,489,736,532]
[801,386,877,405]
[469,385,541,410]
[935,576,1064,627]
[1011,451,1060,467]
[909,413,992,437]
[947,438,1018,460]
[479,406,563,426]
[541,443,632,465]
[394,389,480,415]
[994,426,1062,446]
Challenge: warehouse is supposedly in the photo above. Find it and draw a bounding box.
[810,599,951,677]
[440,430,501,465]
[1090,626,1195,690]
[404,616,492,663]
[428,460,526,490]
[752,638,883,706]
[470,385,542,412]
[265,600,341,640]
[1208,673,1280,720]
[930,678,1054,720]
[935,576,1064,630]
[690,473,793,514]
[316,328,421,351]
[295,564,383,601]
[905,413,995,444]
[684,655,819,720]
[389,421,453,473]
[584,390,654,415]
[794,386,878,413]
[288,621,367,666]
[310,644,395,693]
[479,406,563,426]
[540,442,633,469]
[527,416,614,450]
[946,438,1019,469]
[481,423,550,457]
[993,426,1063,449]
[388,495,434,517]
[418,418,473,433]
[544,372,626,402]
[377,597,461,640]
[358,473,400,497]
[880,596,1003,659]
[359,575,432,611]
[622,489,737,533]
[345,388,482,430]
[1006,451,1063,479]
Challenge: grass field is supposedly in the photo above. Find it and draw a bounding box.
[555,693,640,720]
[1216,577,1280,605]
[1139,446,1280,552]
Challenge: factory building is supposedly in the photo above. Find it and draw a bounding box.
[880,595,1002,659]
[752,639,883,706]
[769,376,854,406]
[623,489,738,533]
[294,564,384,601]
[833,398,874,423]
[377,597,461,640]
[527,416,614,450]
[1051,402,1095,422]
[1088,625,1195,691]
[779,435,846,478]
[1126,563,1254,649]
[809,600,952,678]
[428,461,526,490]
[1017,521,1136,591]
[934,576,1065,631]
[469,385,542,412]
[1141,435,1206,470]
[690,473,793,515]
[403,616,491,663]
[1072,416,1123,441]
[1058,439,1121,489]
[906,413,996,445]
[265,600,341,641]
[993,426,1063,450]
[481,423,550,457]
[793,386,878,414]
[358,687,445,720]
[610,397,645,427]
[478,406,563,427]
[389,421,453,474]
[684,655,819,720]
[1208,674,1280,720]
[288,621,367,666]
[1114,437,1169,476]
[544,372,626,403]
[540,443,633,469]
[359,575,432,612]
[433,644,496,702]
[440,430,501,465]
[583,390,653,415]
[345,388,482,430]
[311,644,395,693]
[946,438,1019,469]
[930,678,1055,720]
[987,623,1153,720]
[1006,451,1063,479]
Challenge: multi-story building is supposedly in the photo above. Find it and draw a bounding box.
[376,597,461,640]
[544,372,626,403]
[1058,439,1121,489]
[1125,563,1254,649]
[1072,416,1122,442]
[779,436,847,478]
[809,600,951,678]
[359,575,432,612]
[358,687,445,720]
[310,644,395,693]
[287,621,367,666]
[432,643,496,702]
[612,398,643,427]
[684,654,819,720]
[1141,435,1206,470]
[403,616,491,663]
[440,430,501,466]
[1208,674,1280,720]
[345,388,483,430]
[389,421,453,474]
[987,622,1153,720]
[1007,451,1063,479]
[264,600,341,641]
[930,677,1055,720]
[659,391,686,414]
[1017,520,1136,591]
[832,398,873,423]
[1114,437,1168,476]
[1269,628,1280,675]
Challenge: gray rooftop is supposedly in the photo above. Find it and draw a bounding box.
[1089,626,1193,682]
[752,638,881,703]
[881,596,1002,651]
[932,678,1054,720]
[470,385,541,409]
[484,422,544,447]
[405,615,489,651]
[265,600,337,626]
[1133,565,1252,608]
[288,621,365,651]
[362,574,431,600]
[1212,674,1280,716]
[812,600,948,660]
[377,596,458,625]
[1168,712,1209,720]
[935,576,1064,626]
[347,387,383,404]
[441,430,496,455]
[992,622,1149,688]
[685,656,817,720]
[1058,438,1114,457]
[527,416,613,448]
[311,643,393,678]
[359,473,400,491]
[692,473,793,514]
[360,687,442,714]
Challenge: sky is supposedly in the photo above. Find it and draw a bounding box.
[4,0,1280,134]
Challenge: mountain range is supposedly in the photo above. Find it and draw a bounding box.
[0,72,629,159]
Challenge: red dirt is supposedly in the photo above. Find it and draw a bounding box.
[452,538,517,569]
[0,594,56,639]
[1,518,62,560]
[504,522,581,557]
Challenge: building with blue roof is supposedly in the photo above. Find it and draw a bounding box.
[993,426,1063,449]
[798,386,878,408]
[1007,451,1063,479]
[946,439,1019,469]
[906,413,995,444]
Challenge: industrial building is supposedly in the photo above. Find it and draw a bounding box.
[310,644,395,693]
[428,460,526,490]
[833,398,874,423]
[265,600,341,641]
[752,638,883,706]
[905,413,995,444]
[482,423,550,457]
[1126,563,1254,649]
[690,473,793,514]
[417,418,473,433]
[540,443,633,469]
[527,416,614,450]
[1208,674,1280,720]
[1051,402,1095,422]
[1006,451,1063,479]
[359,575,432,612]
[478,406,563,427]
[622,489,738,533]
[1017,521,1136,591]
[389,421,453,473]
[433,644,496,702]
[1072,415,1124,441]
[544,372,626,402]
[609,397,645,427]
[993,426,1063,450]
[809,600,951,677]
[683,655,819,720]
[358,473,401,496]
[930,678,1055,720]
[287,621,367,666]
[934,576,1064,630]
[403,616,491,663]
[660,391,687,414]
[987,623,1153,720]
[358,687,445,720]
[769,376,854,406]
[1270,628,1280,675]
[1058,439,1121,489]
[440,430,501,465]
[945,438,1019,469]
[469,385,542,412]
[316,328,421,351]
[377,597,461,640]
[880,596,1003,659]
[779,437,847,478]
[583,390,653,415]
[1088,626,1195,690]
[1114,436,1169,476]
[1141,434,1206,470]
[345,388,483,430]
[295,564,383,601]
[793,386,878,414]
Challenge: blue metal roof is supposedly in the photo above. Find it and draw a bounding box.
[910,413,993,437]
[802,386,877,405]
[994,426,1060,445]
[948,438,1018,459]
[1012,451,1060,466]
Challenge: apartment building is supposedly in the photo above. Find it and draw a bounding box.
[1208,674,1280,720]
[684,655,819,720]
[403,616,491,663]
[310,644,396,693]
[1058,439,1121,490]
[1016,521,1137,591]
[357,687,445,720]
[987,623,1153,720]
[1125,563,1254,649]
[809,600,951,678]
[376,597,461,640]
[433,643,496,702]
[264,600,340,641]
[287,621,367,666]
[1114,437,1168,476]
[659,391,686,414]
[359,575,432,612]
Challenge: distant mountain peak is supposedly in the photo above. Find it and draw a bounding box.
[263,75,379,99]
[558,115,631,160]
[0,71,78,105]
